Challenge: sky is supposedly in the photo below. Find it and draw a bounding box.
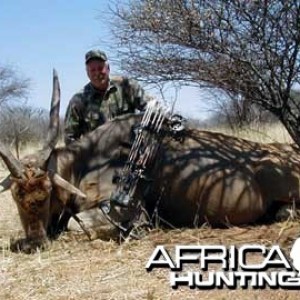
[0,0,210,119]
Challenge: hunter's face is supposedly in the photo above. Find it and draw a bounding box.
[86,60,110,90]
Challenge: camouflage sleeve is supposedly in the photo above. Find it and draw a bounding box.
[63,95,85,145]
[128,79,152,111]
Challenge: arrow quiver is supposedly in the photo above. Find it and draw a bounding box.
[100,100,186,238]
[110,100,170,208]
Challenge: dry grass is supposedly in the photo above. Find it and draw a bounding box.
[1,124,300,299]
[209,122,293,144]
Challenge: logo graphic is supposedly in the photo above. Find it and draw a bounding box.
[291,238,300,275]
[146,243,300,289]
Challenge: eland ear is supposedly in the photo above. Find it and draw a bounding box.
[51,173,86,198]
[0,175,12,193]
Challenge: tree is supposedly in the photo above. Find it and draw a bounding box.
[0,105,49,158]
[0,65,30,106]
[107,0,300,145]
[207,89,277,129]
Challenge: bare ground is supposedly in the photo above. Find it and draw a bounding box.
[1,168,300,300]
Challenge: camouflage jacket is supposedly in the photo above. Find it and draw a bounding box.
[64,77,149,145]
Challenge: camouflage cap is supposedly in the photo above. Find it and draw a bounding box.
[85,50,108,64]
